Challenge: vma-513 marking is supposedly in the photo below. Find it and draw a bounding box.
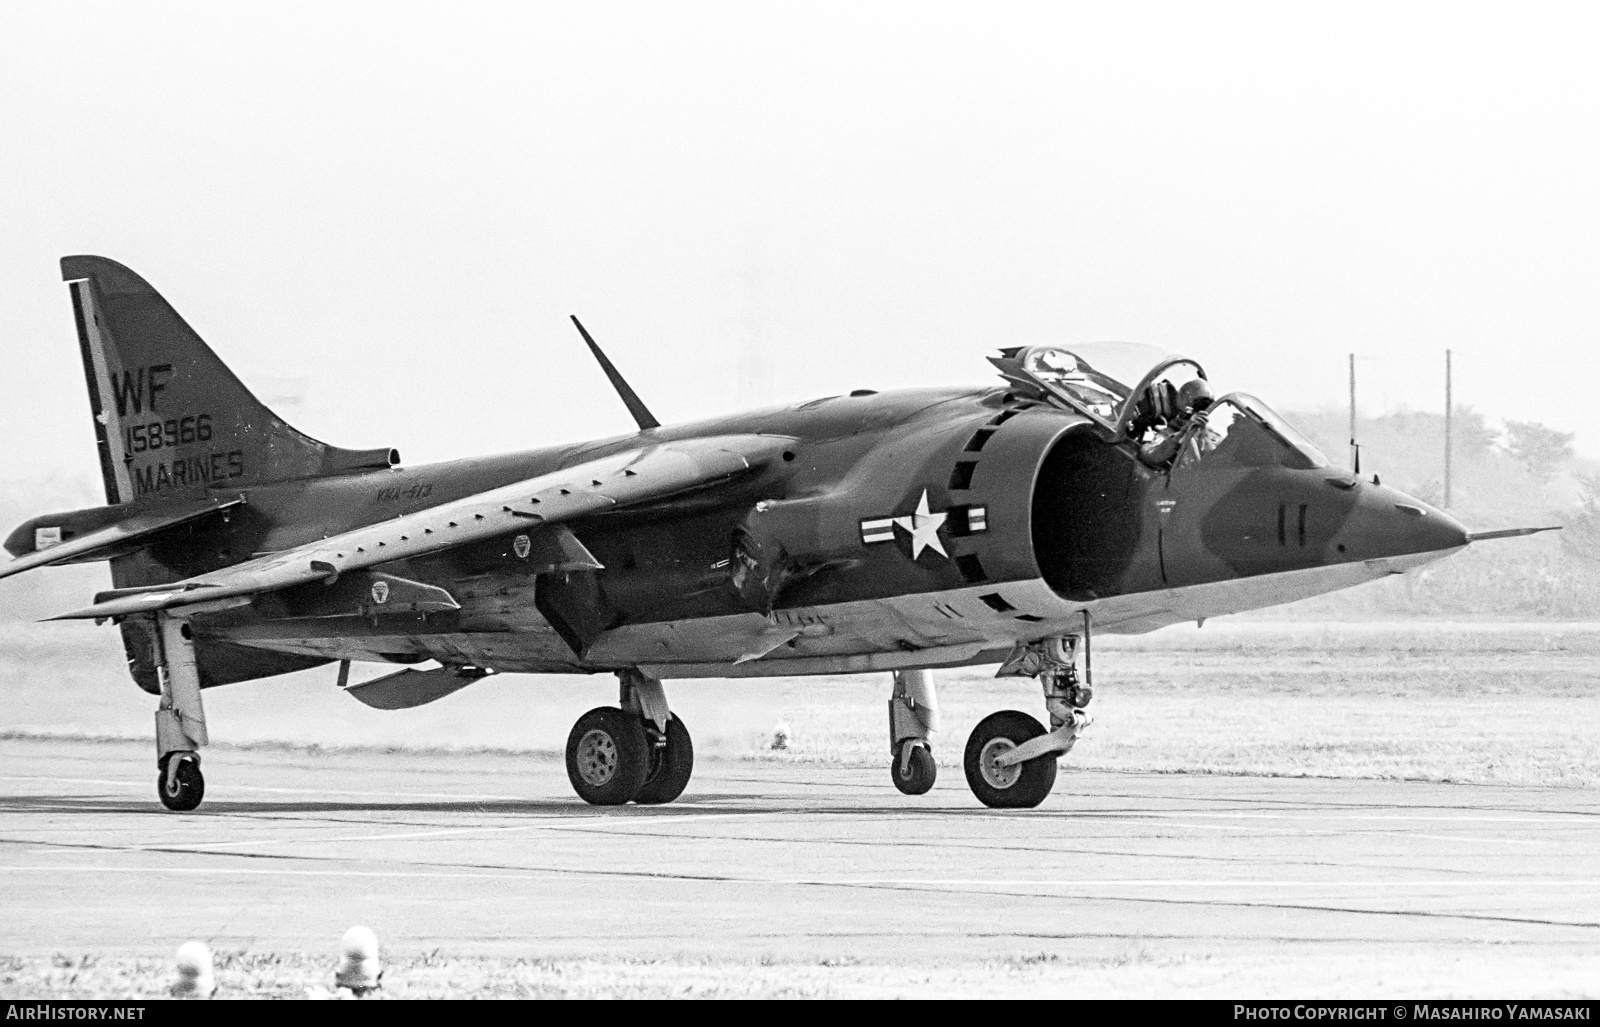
[3,257,1551,811]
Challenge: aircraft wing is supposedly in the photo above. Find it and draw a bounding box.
[50,434,789,621]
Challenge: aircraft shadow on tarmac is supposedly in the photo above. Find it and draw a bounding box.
[0,792,1105,818]
[1,792,972,817]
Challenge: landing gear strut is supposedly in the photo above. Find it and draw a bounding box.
[153,613,208,812]
[565,669,694,806]
[964,619,1094,809]
[888,669,939,795]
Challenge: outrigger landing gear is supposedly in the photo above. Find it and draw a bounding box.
[153,613,208,812]
[565,668,694,806]
[888,669,939,795]
[964,623,1094,809]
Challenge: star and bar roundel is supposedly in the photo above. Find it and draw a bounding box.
[859,489,988,561]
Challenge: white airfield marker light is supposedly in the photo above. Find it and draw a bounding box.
[334,925,382,995]
[171,941,215,999]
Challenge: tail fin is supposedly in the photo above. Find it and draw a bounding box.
[63,256,397,505]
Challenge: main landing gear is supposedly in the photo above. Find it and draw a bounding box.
[565,668,695,805]
[153,613,208,811]
[963,630,1094,809]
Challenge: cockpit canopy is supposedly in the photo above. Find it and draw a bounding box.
[1179,395,1331,471]
[991,343,1330,470]
[992,343,1207,438]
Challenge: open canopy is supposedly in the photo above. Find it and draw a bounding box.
[990,343,1207,438]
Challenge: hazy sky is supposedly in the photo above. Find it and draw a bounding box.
[2,1,1597,482]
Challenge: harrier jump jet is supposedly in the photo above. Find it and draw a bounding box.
[5,257,1529,811]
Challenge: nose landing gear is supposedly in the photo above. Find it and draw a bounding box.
[963,625,1094,809]
[565,669,695,806]
[964,709,1055,808]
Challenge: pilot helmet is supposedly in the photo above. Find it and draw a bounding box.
[1177,377,1214,412]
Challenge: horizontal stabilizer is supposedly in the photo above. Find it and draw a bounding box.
[0,497,242,581]
[343,664,490,710]
[1467,526,1562,542]
[48,433,790,621]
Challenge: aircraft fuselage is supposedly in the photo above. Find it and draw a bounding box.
[92,382,1466,688]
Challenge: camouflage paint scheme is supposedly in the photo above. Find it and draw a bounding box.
[5,257,1469,698]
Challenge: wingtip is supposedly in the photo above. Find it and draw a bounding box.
[41,608,98,623]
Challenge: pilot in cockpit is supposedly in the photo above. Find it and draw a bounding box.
[1138,378,1215,468]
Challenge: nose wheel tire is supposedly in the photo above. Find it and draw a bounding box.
[157,753,205,812]
[566,707,651,805]
[634,714,694,805]
[963,710,1057,809]
[891,741,937,795]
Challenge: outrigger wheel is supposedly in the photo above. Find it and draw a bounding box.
[963,710,1057,809]
[891,740,937,795]
[157,752,205,812]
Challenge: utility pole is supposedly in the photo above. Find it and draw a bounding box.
[1349,353,1358,472]
[1444,349,1453,508]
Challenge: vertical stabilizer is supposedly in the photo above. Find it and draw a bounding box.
[63,256,396,504]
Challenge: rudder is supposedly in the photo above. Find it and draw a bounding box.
[63,255,396,505]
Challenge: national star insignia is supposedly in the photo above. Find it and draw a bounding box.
[893,489,948,560]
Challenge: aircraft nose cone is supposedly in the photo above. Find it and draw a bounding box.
[1332,484,1469,567]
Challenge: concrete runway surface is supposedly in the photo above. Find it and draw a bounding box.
[3,736,1598,971]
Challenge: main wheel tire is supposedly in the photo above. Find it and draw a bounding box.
[963,710,1057,809]
[566,707,651,805]
[157,753,205,812]
[633,714,694,805]
[891,741,937,795]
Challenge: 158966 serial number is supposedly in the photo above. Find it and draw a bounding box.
[123,413,213,453]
